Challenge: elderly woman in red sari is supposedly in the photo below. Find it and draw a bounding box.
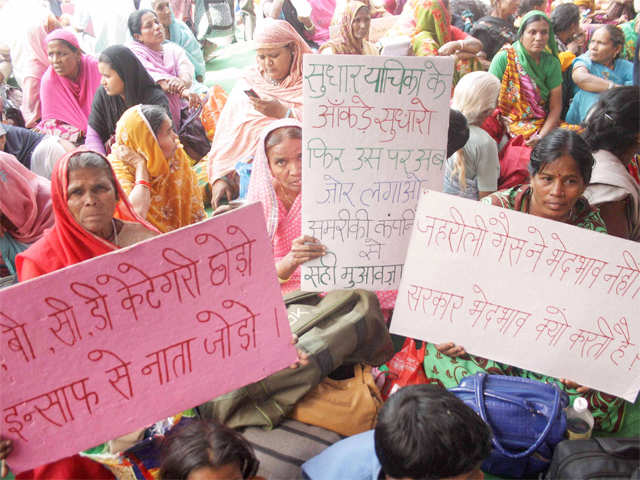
[9,149,158,477]
[16,149,158,281]
[206,19,311,209]
[38,29,101,144]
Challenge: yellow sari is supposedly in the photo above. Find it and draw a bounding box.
[109,105,206,233]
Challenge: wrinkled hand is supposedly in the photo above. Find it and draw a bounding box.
[437,41,460,56]
[183,90,203,110]
[158,78,186,96]
[212,203,235,216]
[112,145,148,171]
[567,32,586,55]
[436,342,467,357]
[525,133,542,147]
[210,175,238,209]
[0,438,13,478]
[283,235,326,271]
[454,51,477,61]
[248,96,288,119]
[560,378,591,394]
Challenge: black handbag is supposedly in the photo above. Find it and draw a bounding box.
[546,438,640,480]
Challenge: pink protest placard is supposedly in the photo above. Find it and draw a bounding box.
[391,190,640,402]
[0,203,297,474]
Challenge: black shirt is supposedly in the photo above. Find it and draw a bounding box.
[2,124,45,169]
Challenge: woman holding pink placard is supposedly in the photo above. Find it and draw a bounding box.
[16,149,158,281]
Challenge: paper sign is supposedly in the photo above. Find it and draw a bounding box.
[0,203,297,473]
[391,190,640,402]
[301,55,453,291]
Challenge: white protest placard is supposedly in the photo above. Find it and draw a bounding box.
[391,190,640,402]
[0,204,297,473]
[301,55,454,291]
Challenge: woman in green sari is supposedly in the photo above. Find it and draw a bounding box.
[621,13,639,62]
[423,129,627,434]
[488,10,578,145]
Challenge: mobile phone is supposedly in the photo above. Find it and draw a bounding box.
[244,89,260,99]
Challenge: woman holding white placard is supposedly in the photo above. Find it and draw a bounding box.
[423,129,626,433]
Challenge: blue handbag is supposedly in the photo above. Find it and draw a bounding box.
[449,373,569,478]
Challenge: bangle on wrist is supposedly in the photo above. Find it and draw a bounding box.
[278,274,292,284]
[608,80,614,89]
[458,40,464,51]
[284,108,291,118]
[135,179,151,189]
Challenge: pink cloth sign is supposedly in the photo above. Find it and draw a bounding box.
[0,203,297,474]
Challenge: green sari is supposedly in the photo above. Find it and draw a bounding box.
[423,186,626,433]
[621,14,639,62]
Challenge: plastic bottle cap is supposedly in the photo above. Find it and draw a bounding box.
[573,397,588,413]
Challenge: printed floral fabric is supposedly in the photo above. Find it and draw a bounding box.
[109,105,205,233]
[483,184,608,233]
[37,118,84,144]
[621,14,638,61]
[423,185,624,432]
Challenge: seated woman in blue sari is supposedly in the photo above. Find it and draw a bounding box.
[566,25,633,124]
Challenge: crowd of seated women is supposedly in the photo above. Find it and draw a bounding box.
[0,0,639,477]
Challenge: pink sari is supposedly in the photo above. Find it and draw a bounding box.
[247,119,397,313]
[21,22,51,128]
[310,0,336,43]
[207,19,312,183]
[171,0,193,22]
[39,30,102,133]
[127,41,194,129]
[247,119,302,294]
[0,152,54,244]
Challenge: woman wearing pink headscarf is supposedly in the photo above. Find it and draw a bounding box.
[247,119,326,294]
[207,19,312,209]
[0,152,54,276]
[247,119,397,314]
[38,29,101,144]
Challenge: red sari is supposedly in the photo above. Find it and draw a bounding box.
[15,148,157,280]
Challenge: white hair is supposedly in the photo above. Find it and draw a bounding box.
[451,71,501,126]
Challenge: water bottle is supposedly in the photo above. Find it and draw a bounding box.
[566,397,594,440]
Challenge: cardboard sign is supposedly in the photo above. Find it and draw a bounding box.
[301,54,453,291]
[391,190,640,402]
[0,203,297,473]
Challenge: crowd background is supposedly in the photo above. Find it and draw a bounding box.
[0,0,639,478]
